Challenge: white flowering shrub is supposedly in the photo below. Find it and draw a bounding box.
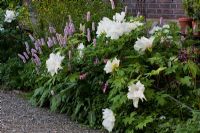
[16,7,200,133]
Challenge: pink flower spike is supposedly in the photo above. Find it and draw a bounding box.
[87,28,91,42]
[18,54,26,63]
[102,82,108,93]
[23,52,29,60]
[110,0,115,10]
[86,11,91,22]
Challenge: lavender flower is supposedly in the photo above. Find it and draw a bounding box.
[31,48,37,55]
[86,11,91,22]
[68,22,75,35]
[23,52,29,60]
[29,34,35,42]
[41,38,45,46]
[110,0,115,10]
[93,38,96,47]
[87,28,91,42]
[18,53,26,63]
[52,36,57,45]
[38,47,42,54]
[47,37,54,48]
[92,22,95,31]
[49,26,56,33]
[33,54,41,66]
[34,41,39,50]
[159,17,163,26]
[25,42,30,54]
[102,81,108,93]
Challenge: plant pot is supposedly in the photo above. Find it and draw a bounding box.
[192,20,200,37]
[178,17,193,34]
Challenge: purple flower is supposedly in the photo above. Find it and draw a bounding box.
[52,36,57,45]
[93,38,96,47]
[102,81,108,93]
[33,54,41,66]
[23,52,29,60]
[25,42,30,54]
[79,73,87,80]
[47,37,54,48]
[110,0,115,9]
[68,22,75,36]
[92,22,95,31]
[87,28,91,42]
[29,34,35,42]
[86,11,91,22]
[34,41,40,50]
[49,26,56,33]
[94,57,99,65]
[38,47,42,54]
[31,48,37,55]
[18,53,26,63]
[160,17,163,26]
[41,38,45,46]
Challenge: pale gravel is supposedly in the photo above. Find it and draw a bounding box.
[0,90,104,133]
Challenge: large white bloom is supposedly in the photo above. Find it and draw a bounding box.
[77,43,85,58]
[102,108,115,132]
[104,58,120,74]
[4,10,16,23]
[46,52,64,76]
[134,36,154,52]
[127,81,146,108]
[113,12,125,22]
[96,12,143,40]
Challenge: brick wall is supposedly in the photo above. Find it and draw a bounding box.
[123,0,185,19]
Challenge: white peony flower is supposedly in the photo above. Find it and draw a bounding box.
[104,58,120,74]
[134,36,154,52]
[162,24,170,29]
[4,10,16,23]
[46,52,64,76]
[127,81,146,108]
[113,12,125,22]
[96,12,143,40]
[77,43,85,58]
[102,108,115,132]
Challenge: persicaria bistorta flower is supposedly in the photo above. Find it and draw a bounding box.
[46,52,64,76]
[134,36,154,52]
[102,108,115,132]
[104,57,120,74]
[4,10,16,23]
[127,81,146,108]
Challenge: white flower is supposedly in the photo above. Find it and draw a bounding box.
[46,52,64,76]
[134,36,154,52]
[159,115,166,120]
[127,81,146,108]
[77,43,85,58]
[96,12,143,40]
[102,108,115,132]
[163,24,170,29]
[113,12,125,22]
[104,58,120,74]
[149,26,162,34]
[4,10,16,23]
[0,24,4,31]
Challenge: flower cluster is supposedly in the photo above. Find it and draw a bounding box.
[96,12,143,40]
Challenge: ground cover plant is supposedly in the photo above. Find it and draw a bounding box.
[16,6,200,132]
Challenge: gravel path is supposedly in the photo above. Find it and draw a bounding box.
[0,91,103,133]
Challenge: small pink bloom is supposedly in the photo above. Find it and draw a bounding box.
[103,59,109,64]
[79,73,87,80]
[102,82,108,93]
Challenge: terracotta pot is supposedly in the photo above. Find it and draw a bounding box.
[178,17,193,34]
[192,20,200,36]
